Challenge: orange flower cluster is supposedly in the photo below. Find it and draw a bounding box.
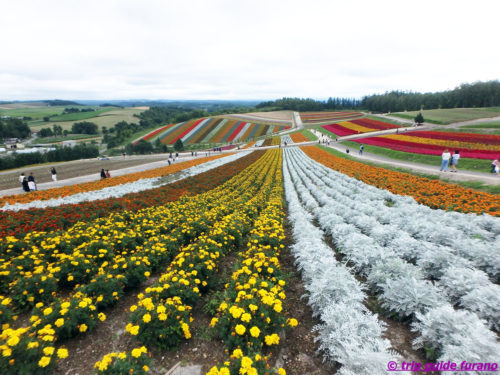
[301,146,499,217]
[290,132,310,143]
[0,154,228,206]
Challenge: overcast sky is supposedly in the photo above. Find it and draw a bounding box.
[1,0,499,101]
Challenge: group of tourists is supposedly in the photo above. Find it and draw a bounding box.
[100,169,111,179]
[19,167,58,192]
[440,149,460,172]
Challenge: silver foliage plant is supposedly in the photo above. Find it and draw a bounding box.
[284,147,500,363]
[283,153,394,374]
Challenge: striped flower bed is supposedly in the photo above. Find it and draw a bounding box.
[300,111,363,123]
[322,118,399,137]
[353,131,500,159]
[134,118,290,146]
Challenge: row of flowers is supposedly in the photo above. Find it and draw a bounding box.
[284,147,499,366]
[299,112,363,123]
[301,146,500,216]
[0,151,265,237]
[354,135,499,159]
[289,132,309,143]
[0,153,233,209]
[282,148,394,374]
[321,118,399,137]
[0,151,278,374]
[207,152,292,374]
[95,150,286,374]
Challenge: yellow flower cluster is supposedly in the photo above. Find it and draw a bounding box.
[96,151,282,369]
[94,346,148,373]
[207,150,292,375]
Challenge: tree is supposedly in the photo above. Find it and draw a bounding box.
[174,138,184,151]
[53,124,63,136]
[414,112,425,125]
[39,127,54,137]
[72,121,98,134]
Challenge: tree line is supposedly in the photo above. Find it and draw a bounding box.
[257,80,500,113]
[0,118,31,139]
[0,143,99,170]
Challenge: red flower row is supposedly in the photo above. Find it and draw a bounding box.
[403,130,500,145]
[355,136,498,159]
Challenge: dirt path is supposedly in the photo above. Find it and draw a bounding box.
[0,151,221,196]
[376,113,500,128]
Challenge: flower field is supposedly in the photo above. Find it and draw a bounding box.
[134,118,290,146]
[283,147,499,373]
[1,142,499,374]
[0,154,228,208]
[299,111,363,124]
[321,118,400,137]
[302,146,500,216]
[350,129,500,159]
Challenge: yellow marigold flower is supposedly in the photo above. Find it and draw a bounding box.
[7,336,20,347]
[247,368,258,375]
[43,307,53,316]
[287,318,298,327]
[278,368,286,375]
[2,347,12,357]
[61,302,70,309]
[241,313,251,322]
[79,324,88,333]
[209,317,218,327]
[130,305,137,312]
[38,356,51,368]
[118,352,127,359]
[219,368,230,375]
[249,304,258,312]
[98,313,106,322]
[43,346,55,356]
[235,324,246,335]
[158,313,167,321]
[55,318,64,328]
[67,275,74,282]
[241,356,253,368]
[131,348,142,358]
[232,348,243,359]
[249,326,260,338]
[143,365,149,372]
[57,348,69,359]
[142,313,151,323]
[27,341,39,349]
[264,333,280,346]
[78,301,87,308]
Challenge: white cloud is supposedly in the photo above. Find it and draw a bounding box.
[1,0,499,100]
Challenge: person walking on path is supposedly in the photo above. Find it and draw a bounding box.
[105,170,111,178]
[359,144,364,155]
[19,173,25,185]
[22,177,30,192]
[492,158,499,174]
[450,150,460,172]
[100,169,106,179]
[440,149,451,172]
[27,172,37,191]
[50,167,57,181]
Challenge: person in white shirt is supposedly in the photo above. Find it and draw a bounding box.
[450,150,460,172]
[440,149,451,172]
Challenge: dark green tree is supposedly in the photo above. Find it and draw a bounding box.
[414,112,425,125]
[174,138,184,151]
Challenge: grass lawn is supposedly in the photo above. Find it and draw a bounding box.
[461,122,500,129]
[300,129,317,140]
[29,107,146,132]
[0,105,69,119]
[32,134,102,144]
[47,107,117,122]
[339,140,493,173]
[432,127,500,136]
[366,114,409,126]
[391,108,500,125]
[316,145,500,194]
